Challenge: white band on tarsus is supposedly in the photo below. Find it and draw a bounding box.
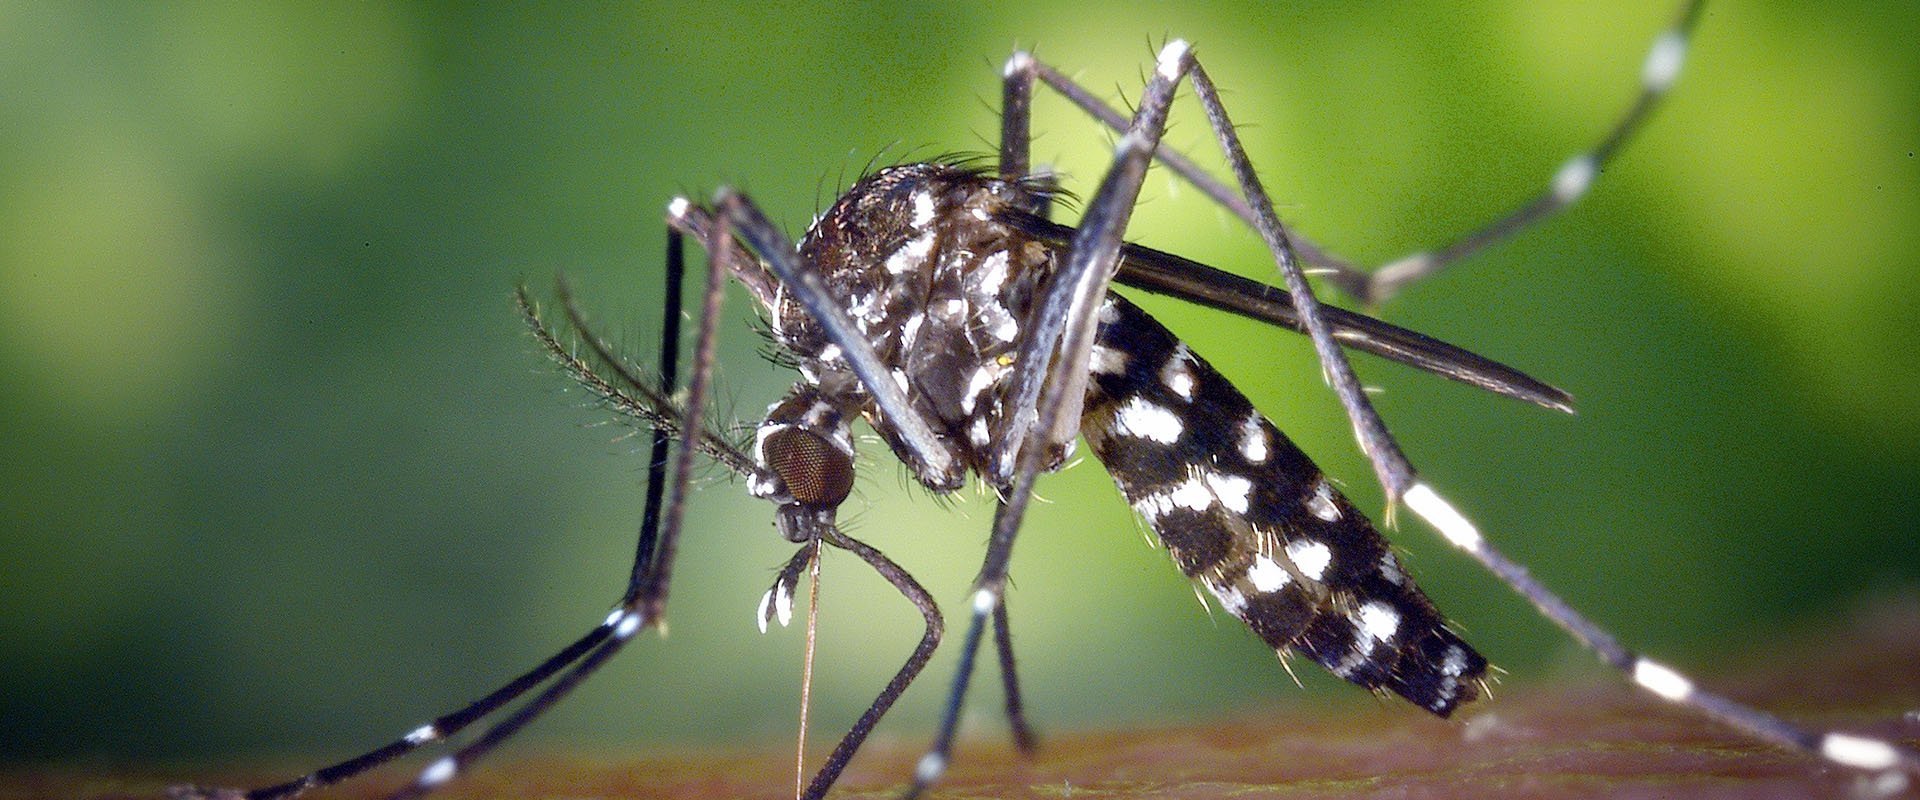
[1402,482,1484,552]
[1642,30,1688,92]
[418,756,457,788]
[1631,658,1695,702]
[613,610,644,640]
[971,587,999,615]
[915,751,947,783]
[1004,50,1034,78]
[1821,733,1902,771]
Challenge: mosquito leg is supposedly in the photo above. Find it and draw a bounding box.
[909,40,1199,799]
[381,179,739,800]
[380,622,632,800]
[1152,32,1918,787]
[1399,485,1920,784]
[905,578,993,800]
[163,622,623,800]
[169,209,715,800]
[631,189,731,620]
[1020,52,1350,276]
[999,210,1577,412]
[1022,0,1703,306]
[1179,53,1417,503]
[799,527,944,800]
[991,598,1037,754]
[1165,24,1916,787]
[1357,0,1703,304]
[628,223,686,591]
[993,39,1196,481]
[999,50,1034,181]
[992,47,1048,760]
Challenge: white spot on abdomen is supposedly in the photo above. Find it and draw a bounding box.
[1357,601,1400,642]
[1166,476,1214,512]
[1247,554,1291,593]
[1113,396,1183,443]
[1378,552,1406,586]
[1130,492,1175,521]
[1238,414,1268,463]
[1307,479,1340,522]
[1211,583,1248,615]
[1159,343,1195,400]
[1285,539,1332,581]
[1203,470,1252,514]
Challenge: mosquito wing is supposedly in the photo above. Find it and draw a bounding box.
[1000,210,1573,413]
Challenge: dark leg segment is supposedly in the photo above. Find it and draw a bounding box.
[999,51,1034,182]
[169,215,715,800]
[1010,1,1704,305]
[913,44,1203,799]
[1182,56,1416,502]
[800,528,944,800]
[630,226,686,590]
[1359,0,1704,303]
[992,599,1037,754]
[382,190,739,800]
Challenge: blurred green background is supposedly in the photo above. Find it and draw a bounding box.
[5,1,1918,773]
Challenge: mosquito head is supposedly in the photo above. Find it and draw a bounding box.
[763,426,855,544]
[751,386,858,544]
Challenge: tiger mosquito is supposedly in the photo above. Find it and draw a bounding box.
[172,2,1920,798]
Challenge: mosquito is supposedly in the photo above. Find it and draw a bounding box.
[171,2,1920,798]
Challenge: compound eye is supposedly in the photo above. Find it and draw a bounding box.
[761,427,854,508]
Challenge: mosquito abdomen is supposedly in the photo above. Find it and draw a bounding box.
[1080,294,1487,715]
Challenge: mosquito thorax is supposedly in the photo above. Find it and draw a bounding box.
[778,163,1062,487]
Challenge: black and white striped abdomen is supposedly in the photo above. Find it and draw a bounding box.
[1080,294,1487,715]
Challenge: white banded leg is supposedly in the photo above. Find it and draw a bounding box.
[1006,0,1705,306]
[166,217,724,800]
[1361,0,1703,303]
[1401,482,1920,785]
[382,177,743,800]
[907,39,1201,800]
